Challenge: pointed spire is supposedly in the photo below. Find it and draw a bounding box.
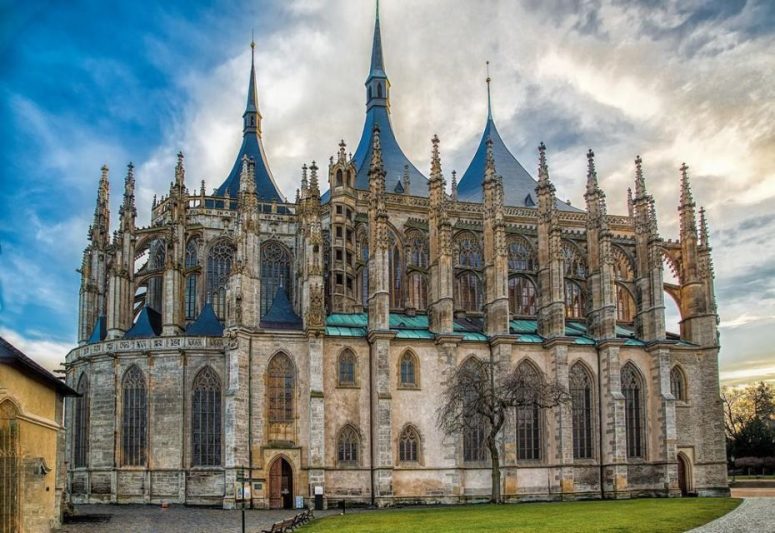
[369,0,386,79]
[338,139,347,163]
[627,187,634,217]
[174,151,185,191]
[430,134,442,181]
[301,163,308,191]
[309,160,319,195]
[484,137,497,183]
[679,162,695,208]
[537,142,550,185]
[450,170,458,201]
[634,155,646,198]
[366,0,389,110]
[244,38,262,135]
[699,206,710,248]
[486,61,493,120]
[120,162,136,230]
[90,165,110,245]
[585,149,599,194]
[679,162,697,238]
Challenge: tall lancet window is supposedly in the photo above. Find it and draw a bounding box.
[147,239,166,312]
[121,365,147,466]
[462,359,487,463]
[389,232,403,309]
[622,363,645,459]
[74,373,89,467]
[260,240,292,317]
[509,276,537,316]
[406,230,429,310]
[507,236,536,272]
[191,366,222,467]
[456,232,483,269]
[267,353,295,443]
[570,363,594,460]
[185,239,199,320]
[456,271,483,313]
[516,361,543,461]
[358,236,369,308]
[206,240,235,319]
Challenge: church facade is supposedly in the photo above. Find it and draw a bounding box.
[64,6,728,509]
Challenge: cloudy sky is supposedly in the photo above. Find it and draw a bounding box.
[1,0,773,385]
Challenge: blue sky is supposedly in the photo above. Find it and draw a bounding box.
[1,0,774,384]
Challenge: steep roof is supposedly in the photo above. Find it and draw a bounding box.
[0,336,78,396]
[185,303,224,337]
[457,117,581,211]
[124,306,162,339]
[351,1,428,197]
[87,315,106,344]
[215,44,285,203]
[260,287,302,330]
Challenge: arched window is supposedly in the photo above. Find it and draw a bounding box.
[74,373,89,467]
[399,425,421,463]
[191,366,221,466]
[335,169,343,187]
[407,271,428,310]
[122,366,147,466]
[147,239,166,312]
[617,285,636,323]
[508,236,536,272]
[569,363,593,460]
[462,359,487,463]
[613,247,634,281]
[456,272,482,313]
[338,350,357,386]
[261,240,292,318]
[407,230,428,269]
[268,353,295,442]
[337,425,360,466]
[456,232,482,269]
[565,280,584,318]
[389,236,403,308]
[621,363,645,459]
[509,276,537,316]
[399,351,418,388]
[515,361,542,461]
[185,239,199,320]
[377,83,383,99]
[670,366,687,401]
[562,241,586,278]
[206,240,235,319]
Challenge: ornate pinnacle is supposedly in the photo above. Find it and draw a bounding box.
[369,124,384,176]
[484,137,496,183]
[430,134,442,180]
[175,151,185,190]
[634,155,646,198]
[451,170,457,201]
[120,162,136,221]
[338,139,347,162]
[699,206,710,248]
[402,164,410,194]
[680,162,694,208]
[627,187,634,217]
[586,149,599,194]
[301,163,308,191]
[309,160,319,193]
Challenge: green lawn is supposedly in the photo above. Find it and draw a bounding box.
[301,498,740,533]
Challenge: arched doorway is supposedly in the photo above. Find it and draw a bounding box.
[677,453,691,496]
[268,457,293,509]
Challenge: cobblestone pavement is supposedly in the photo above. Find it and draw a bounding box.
[689,498,775,533]
[57,504,341,533]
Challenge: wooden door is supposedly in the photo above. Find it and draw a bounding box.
[678,455,688,496]
[269,459,283,509]
[281,460,293,509]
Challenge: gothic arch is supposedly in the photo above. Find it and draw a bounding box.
[670,364,688,401]
[267,352,296,443]
[569,360,595,460]
[405,229,429,270]
[507,234,536,272]
[397,423,424,464]
[612,245,635,281]
[514,358,544,461]
[260,239,293,317]
[454,230,483,269]
[73,372,90,467]
[562,239,587,279]
[616,283,637,323]
[121,365,147,466]
[336,423,363,467]
[205,238,236,319]
[337,348,358,387]
[621,361,647,459]
[397,349,420,389]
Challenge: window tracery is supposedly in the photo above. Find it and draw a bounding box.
[337,425,360,466]
[121,365,147,466]
[515,361,542,461]
[206,240,235,319]
[338,350,356,386]
[456,272,482,312]
[562,241,586,278]
[268,354,295,442]
[74,374,89,467]
[564,280,584,318]
[456,232,482,269]
[508,236,536,272]
[670,366,686,401]
[399,425,421,463]
[509,276,537,316]
[191,366,221,467]
[569,363,593,460]
[622,363,645,458]
[260,240,292,317]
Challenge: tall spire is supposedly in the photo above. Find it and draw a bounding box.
[634,155,646,198]
[89,165,110,246]
[585,149,599,194]
[120,162,136,233]
[244,38,262,135]
[486,61,493,120]
[679,162,697,238]
[366,0,389,110]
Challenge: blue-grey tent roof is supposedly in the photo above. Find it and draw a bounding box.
[186,303,224,337]
[87,316,107,344]
[214,51,285,203]
[124,306,162,339]
[260,287,302,330]
[457,117,581,212]
[351,104,428,197]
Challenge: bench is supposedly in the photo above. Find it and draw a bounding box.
[260,508,315,533]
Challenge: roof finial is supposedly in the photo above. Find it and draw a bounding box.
[486,61,492,120]
[634,155,646,198]
[585,148,599,194]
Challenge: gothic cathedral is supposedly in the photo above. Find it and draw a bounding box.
[65,5,728,509]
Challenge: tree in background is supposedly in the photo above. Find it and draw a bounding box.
[722,381,775,474]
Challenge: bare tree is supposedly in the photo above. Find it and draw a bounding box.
[437,357,569,503]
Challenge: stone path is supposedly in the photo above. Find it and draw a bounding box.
[689,498,775,533]
[57,504,340,533]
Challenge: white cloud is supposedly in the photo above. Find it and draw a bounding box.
[0,327,73,374]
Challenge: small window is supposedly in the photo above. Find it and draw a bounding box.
[670,366,686,401]
[337,425,360,466]
[338,350,356,386]
[336,226,343,238]
[336,273,343,286]
[346,251,353,265]
[346,208,352,220]
[347,229,353,242]
[399,352,418,388]
[399,425,421,463]
[336,250,343,262]
[336,169,343,187]
[336,205,343,214]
